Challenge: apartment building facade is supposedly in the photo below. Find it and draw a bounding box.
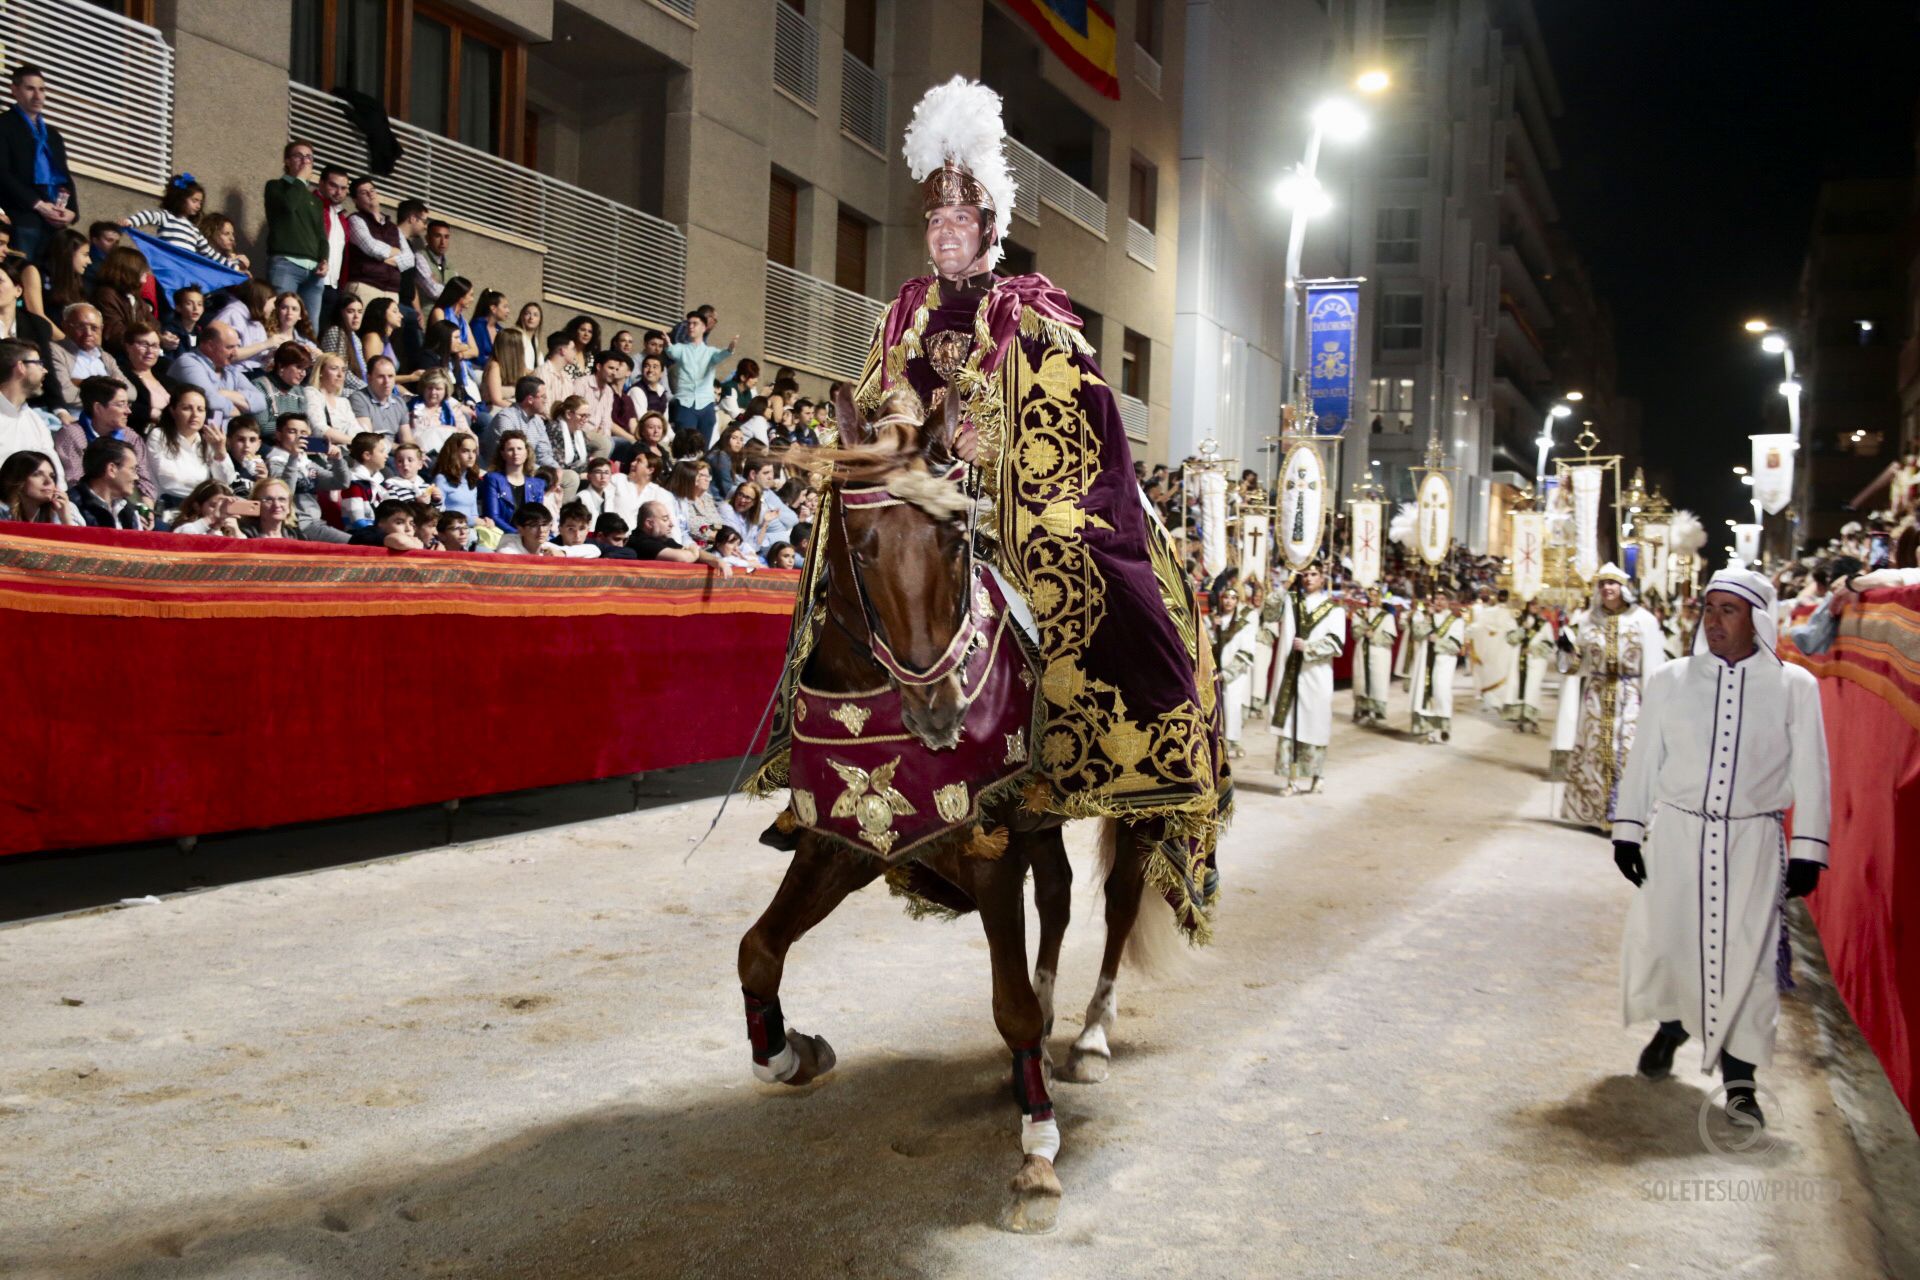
[28,0,1182,457]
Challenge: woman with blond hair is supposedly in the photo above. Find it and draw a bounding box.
[238,477,305,539]
[302,352,359,448]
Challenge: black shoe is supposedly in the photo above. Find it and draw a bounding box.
[1637,1025,1689,1080]
[1724,1086,1766,1128]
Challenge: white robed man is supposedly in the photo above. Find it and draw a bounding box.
[1665,596,1699,660]
[1611,567,1829,1128]
[1549,602,1588,777]
[1268,562,1347,792]
[1351,587,1397,725]
[1469,588,1520,710]
[1501,598,1556,732]
[1246,576,1279,721]
[1561,564,1667,831]
[1397,595,1428,682]
[1209,579,1260,759]
[1408,586,1466,744]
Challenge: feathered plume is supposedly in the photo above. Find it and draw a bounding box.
[1389,501,1418,552]
[901,76,1015,271]
[1668,509,1707,555]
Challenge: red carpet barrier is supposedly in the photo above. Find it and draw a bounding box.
[0,525,798,856]
[1784,588,1920,1125]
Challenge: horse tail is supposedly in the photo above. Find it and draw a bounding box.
[1094,818,1186,978]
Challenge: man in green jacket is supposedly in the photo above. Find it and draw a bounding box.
[263,139,327,324]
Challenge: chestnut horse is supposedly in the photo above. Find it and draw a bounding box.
[736,386,1163,1232]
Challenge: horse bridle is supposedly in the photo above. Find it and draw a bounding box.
[829,457,980,688]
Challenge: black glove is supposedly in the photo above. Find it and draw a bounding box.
[1785,858,1823,899]
[1613,840,1645,887]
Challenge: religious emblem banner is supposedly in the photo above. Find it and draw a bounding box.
[1751,433,1794,516]
[1279,444,1327,570]
[1240,511,1271,585]
[1569,465,1603,582]
[1198,468,1229,577]
[1416,471,1451,566]
[1510,510,1545,601]
[1305,281,1360,437]
[1350,499,1382,589]
[1733,523,1762,567]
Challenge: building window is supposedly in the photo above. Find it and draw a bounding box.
[1128,158,1157,230]
[1379,291,1424,352]
[290,0,522,159]
[1137,0,1165,58]
[1121,329,1150,400]
[1382,0,1432,94]
[844,0,877,63]
[1375,205,1420,264]
[768,172,800,268]
[835,207,869,294]
[1000,238,1036,278]
[1369,376,1417,433]
[1378,119,1429,181]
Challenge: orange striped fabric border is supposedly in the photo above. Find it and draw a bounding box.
[0,529,799,621]
[1783,596,1920,732]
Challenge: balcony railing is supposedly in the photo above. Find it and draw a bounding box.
[1134,44,1162,97]
[773,1,820,108]
[656,0,697,17]
[290,83,686,326]
[1005,139,1107,240]
[1126,218,1157,269]
[840,48,887,153]
[1118,393,1149,442]
[0,0,173,189]
[764,261,885,382]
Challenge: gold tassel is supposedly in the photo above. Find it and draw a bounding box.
[774,807,799,833]
[964,824,1010,860]
[1020,778,1053,815]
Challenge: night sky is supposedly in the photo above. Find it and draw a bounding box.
[1536,0,1917,539]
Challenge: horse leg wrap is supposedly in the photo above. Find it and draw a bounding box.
[744,989,798,1083]
[1011,1039,1059,1160]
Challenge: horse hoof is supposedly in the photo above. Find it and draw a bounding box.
[785,1032,837,1085]
[1058,1049,1109,1084]
[1003,1156,1061,1234]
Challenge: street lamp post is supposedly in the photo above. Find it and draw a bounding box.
[1276,76,1387,443]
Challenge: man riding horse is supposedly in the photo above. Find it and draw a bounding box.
[739,76,1229,1230]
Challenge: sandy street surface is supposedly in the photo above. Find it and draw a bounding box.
[0,680,1896,1279]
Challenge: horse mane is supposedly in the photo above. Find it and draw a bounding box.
[780,389,970,519]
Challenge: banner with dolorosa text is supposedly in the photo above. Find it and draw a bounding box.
[1305,281,1360,436]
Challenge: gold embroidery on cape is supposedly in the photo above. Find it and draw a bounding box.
[934,782,969,824]
[830,703,871,735]
[828,758,916,856]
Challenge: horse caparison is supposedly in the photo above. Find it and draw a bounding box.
[736,383,1172,1232]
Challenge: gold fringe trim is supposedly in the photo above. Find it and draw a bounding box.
[963,824,1010,860]
[884,866,966,922]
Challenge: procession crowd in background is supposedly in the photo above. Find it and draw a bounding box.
[0,66,837,571]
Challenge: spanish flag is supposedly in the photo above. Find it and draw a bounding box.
[1004,0,1121,100]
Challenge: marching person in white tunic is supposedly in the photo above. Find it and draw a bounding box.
[1470,588,1519,711]
[1269,562,1347,792]
[1611,568,1829,1129]
[1351,587,1397,725]
[1246,576,1280,721]
[1501,599,1556,732]
[1561,564,1667,831]
[1408,587,1465,744]
[1209,580,1260,759]
[1550,603,1588,778]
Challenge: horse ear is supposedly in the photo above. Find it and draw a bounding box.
[834,384,867,446]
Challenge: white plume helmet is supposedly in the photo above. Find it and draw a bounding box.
[902,76,1016,271]
[1668,509,1707,555]
[1389,501,1418,552]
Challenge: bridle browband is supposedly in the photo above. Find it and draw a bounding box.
[830,458,980,688]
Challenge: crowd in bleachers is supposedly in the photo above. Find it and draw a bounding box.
[0,65,828,570]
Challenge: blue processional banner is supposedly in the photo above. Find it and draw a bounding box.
[1305,281,1360,436]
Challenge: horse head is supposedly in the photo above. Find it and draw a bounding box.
[799,383,974,750]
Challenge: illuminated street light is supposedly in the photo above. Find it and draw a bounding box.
[1732,465,1747,475]
[1743,319,1770,333]
[1564,390,1585,402]
[1780,379,1801,399]
[1312,97,1369,143]
[1275,169,1333,217]
[1550,404,1573,419]
[1355,68,1391,95]
[1761,333,1788,355]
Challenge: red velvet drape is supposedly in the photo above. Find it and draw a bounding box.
[0,525,798,855]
